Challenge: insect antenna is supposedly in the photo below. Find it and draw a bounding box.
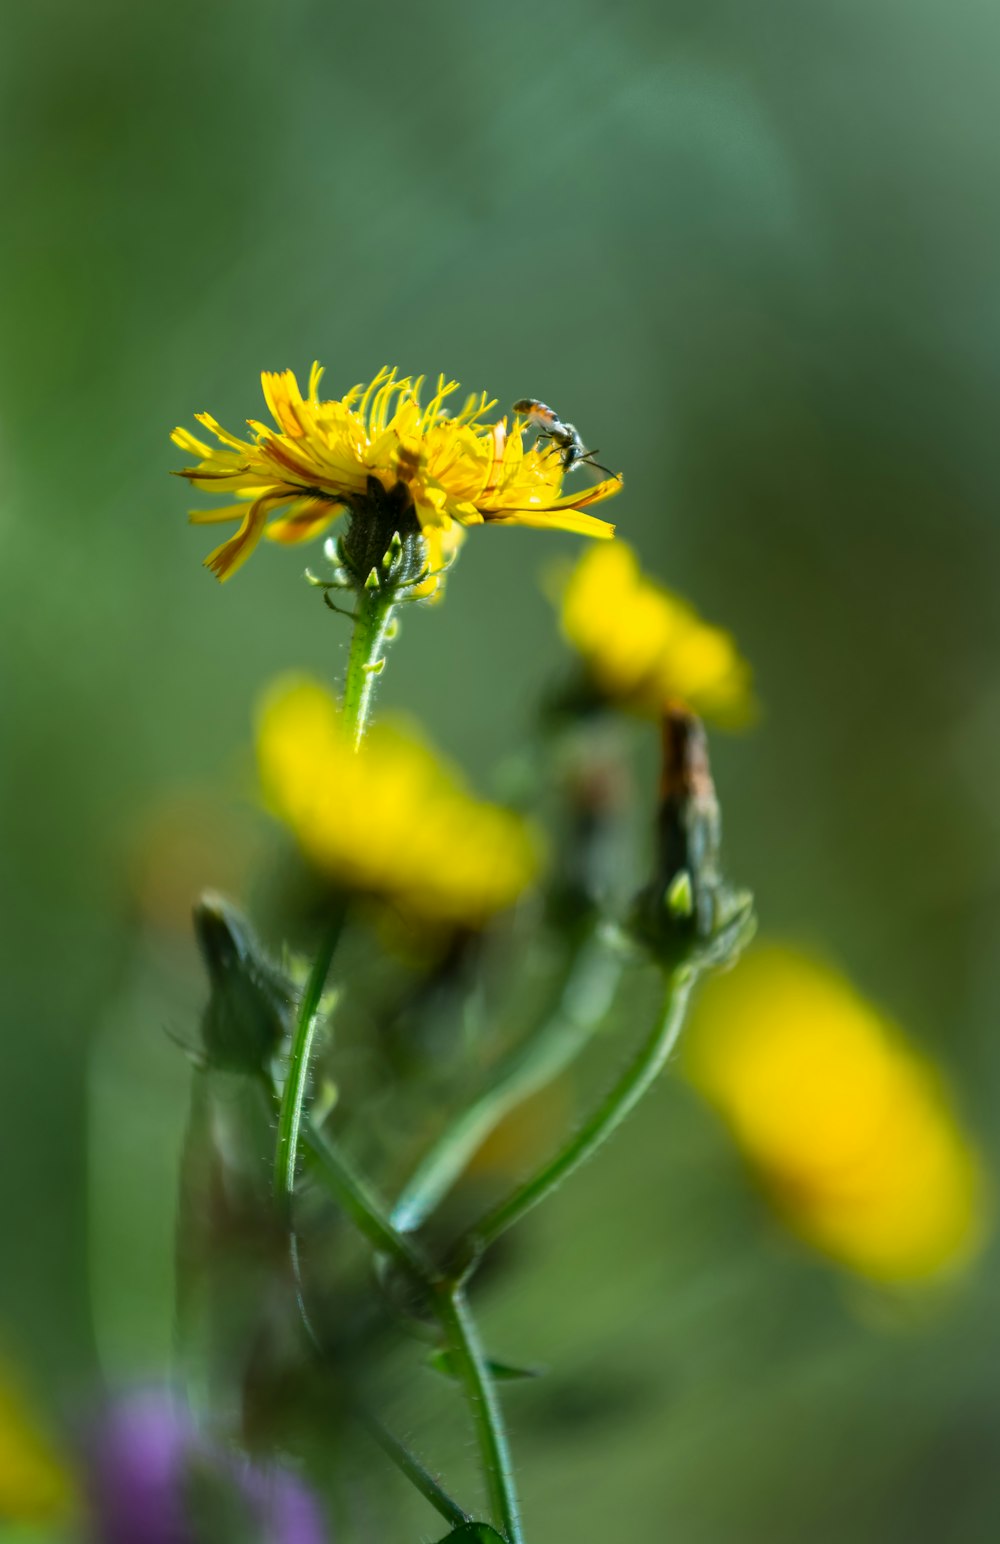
[581,451,622,481]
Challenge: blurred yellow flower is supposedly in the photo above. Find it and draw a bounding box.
[685,945,985,1282]
[0,1372,73,1523]
[257,676,541,924]
[173,364,621,581]
[560,541,754,726]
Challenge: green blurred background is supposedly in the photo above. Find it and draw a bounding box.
[2,0,999,1538]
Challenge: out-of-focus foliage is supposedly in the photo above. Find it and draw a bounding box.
[3,1,1000,1541]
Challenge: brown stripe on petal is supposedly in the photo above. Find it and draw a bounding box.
[265,499,345,545]
[261,371,308,438]
[549,474,624,510]
[258,437,332,487]
[202,493,289,581]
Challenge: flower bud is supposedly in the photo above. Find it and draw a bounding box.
[629,710,754,970]
[193,894,292,1076]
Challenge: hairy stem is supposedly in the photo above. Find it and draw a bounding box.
[301,1123,523,1539]
[302,1118,438,1287]
[341,583,396,748]
[359,1407,472,1530]
[273,911,346,1208]
[435,1286,523,1544]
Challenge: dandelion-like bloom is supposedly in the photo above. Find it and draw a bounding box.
[560,542,754,727]
[257,676,541,925]
[173,365,621,582]
[685,945,985,1283]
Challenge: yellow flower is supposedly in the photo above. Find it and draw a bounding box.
[684,945,985,1283]
[0,1371,74,1523]
[559,541,754,727]
[256,676,541,924]
[173,365,621,581]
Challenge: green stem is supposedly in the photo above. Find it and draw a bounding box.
[273,911,346,1208]
[293,1118,479,1527]
[463,965,697,1259]
[301,1117,438,1287]
[359,1407,472,1530]
[435,1286,523,1544]
[392,932,621,1234]
[342,582,396,748]
[300,1122,522,1539]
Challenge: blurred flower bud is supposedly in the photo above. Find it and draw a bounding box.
[194,893,293,1076]
[629,710,754,970]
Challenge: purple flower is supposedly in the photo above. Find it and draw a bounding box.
[87,1388,327,1544]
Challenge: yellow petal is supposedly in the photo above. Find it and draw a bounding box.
[170,426,214,458]
[194,412,253,453]
[261,369,308,438]
[492,508,616,539]
[545,473,624,511]
[307,360,325,403]
[203,494,286,581]
[188,502,254,526]
[264,498,345,545]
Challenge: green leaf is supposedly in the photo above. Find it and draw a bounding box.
[434,1526,506,1543]
[427,1347,544,1382]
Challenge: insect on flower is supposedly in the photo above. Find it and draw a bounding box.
[512,398,621,481]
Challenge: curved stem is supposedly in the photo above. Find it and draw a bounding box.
[299,1122,521,1539]
[463,965,697,1259]
[359,1407,472,1530]
[392,932,621,1233]
[301,1117,438,1287]
[273,910,346,1207]
[341,583,396,748]
[435,1286,523,1544]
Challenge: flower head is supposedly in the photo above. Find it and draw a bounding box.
[256,676,541,925]
[559,542,754,727]
[685,945,986,1282]
[173,365,621,582]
